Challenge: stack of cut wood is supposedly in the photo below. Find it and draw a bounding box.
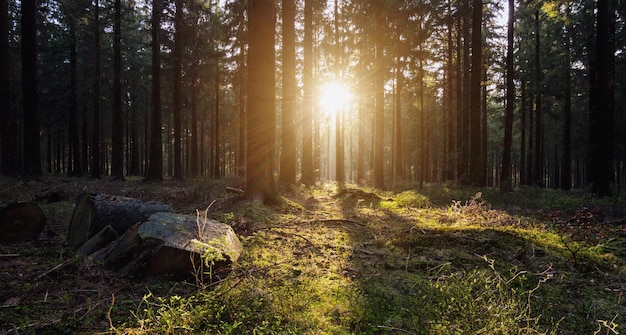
[68,193,243,279]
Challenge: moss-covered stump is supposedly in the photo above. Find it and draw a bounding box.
[104,212,243,279]
[67,193,173,249]
[0,202,46,243]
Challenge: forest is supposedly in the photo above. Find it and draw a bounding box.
[1,0,626,334]
[0,0,624,196]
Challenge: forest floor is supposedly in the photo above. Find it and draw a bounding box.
[0,176,625,334]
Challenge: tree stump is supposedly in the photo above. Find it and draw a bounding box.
[104,212,243,279]
[67,193,173,250]
[0,202,46,243]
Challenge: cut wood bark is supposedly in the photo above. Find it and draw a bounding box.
[0,202,46,243]
[104,212,243,279]
[67,193,173,249]
[75,225,118,256]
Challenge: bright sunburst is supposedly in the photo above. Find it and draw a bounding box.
[319,81,353,116]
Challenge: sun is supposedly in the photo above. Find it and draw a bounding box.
[319,81,353,116]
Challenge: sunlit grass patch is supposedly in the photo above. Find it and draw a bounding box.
[108,183,625,334]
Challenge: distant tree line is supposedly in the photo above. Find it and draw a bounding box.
[0,0,623,198]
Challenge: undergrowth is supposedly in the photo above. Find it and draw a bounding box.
[107,183,625,335]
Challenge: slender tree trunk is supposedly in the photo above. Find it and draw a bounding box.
[0,0,18,176]
[444,2,454,181]
[455,13,463,182]
[190,69,198,177]
[213,62,220,179]
[172,0,183,180]
[533,9,542,187]
[419,53,425,187]
[91,0,101,178]
[22,0,41,178]
[111,0,124,180]
[501,0,515,191]
[301,0,315,186]
[69,18,82,177]
[279,0,297,185]
[246,0,277,203]
[520,80,527,185]
[394,64,404,181]
[459,0,470,182]
[373,1,385,190]
[146,0,163,181]
[561,1,572,190]
[469,0,482,186]
[590,0,615,196]
[237,46,246,178]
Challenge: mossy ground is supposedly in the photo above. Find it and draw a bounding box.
[0,177,624,334]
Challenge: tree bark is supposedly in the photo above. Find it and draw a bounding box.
[561,2,572,190]
[22,0,42,178]
[279,0,297,185]
[373,1,385,190]
[501,0,515,191]
[589,0,615,196]
[172,0,184,181]
[0,0,18,176]
[469,0,483,186]
[146,0,163,181]
[111,0,125,180]
[301,0,315,186]
[68,18,82,177]
[67,193,173,250]
[91,0,101,179]
[246,0,277,203]
[104,212,243,279]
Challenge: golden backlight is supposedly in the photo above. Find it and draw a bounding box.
[319,81,353,117]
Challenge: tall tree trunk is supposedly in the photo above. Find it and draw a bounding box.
[22,0,41,178]
[237,46,246,178]
[111,0,124,180]
[455,13,463,182]
[213,62,220,179]
[334,0,344,186]
[246,0,277,203]
[561,1,572,190]
[444,2,454,181]
[520,80,527,185]
[469,0,483,186]
[394,64,404,181]
[533,9,542,186]
[301,0,315,186]
[373,2,385,190]
[69,18,82,177]
[172,0,183,181]
[146,0,163,181]
[0,0,18,176]
[91,0,101,179]
[419,53,425,187]
[501,0,515,191]
[589,0,615,196]
[279,0,297,185]
[190,68,198,177]
[458,0,472,183]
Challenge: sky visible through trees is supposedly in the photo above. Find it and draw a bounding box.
[0,0,624,198]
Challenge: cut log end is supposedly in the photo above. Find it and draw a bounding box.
[0,202,46,243]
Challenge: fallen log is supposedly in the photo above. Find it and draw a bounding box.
[0,202,46,243]
[75,225,118,256]
[104,212,243,279]
[67,193,173,250]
